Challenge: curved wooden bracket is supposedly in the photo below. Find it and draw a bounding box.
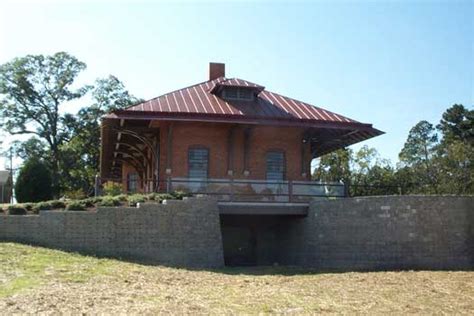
[116,142,153,167]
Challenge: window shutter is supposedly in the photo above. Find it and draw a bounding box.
[266,151,285,180]
[127,173,139,193]
[188,148,209,179]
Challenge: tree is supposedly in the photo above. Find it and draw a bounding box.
[437,104,473,144]
[399,120,439,193]
[436,140,474,194]
[435,104,474,194]
[350,146,397,195]
[312,148,352,183]
[15,158,53,202]
[351,146,378,184]
[9,138,48,161]
[60,76,140,194]
[0,52,89,197]
[313,146,399,196]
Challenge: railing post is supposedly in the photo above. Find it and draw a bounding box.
[230,178,234,202]
[166,176,171,193]
[288,180,293,203]
[343,182,349,198]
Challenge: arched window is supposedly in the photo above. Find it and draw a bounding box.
[266,151,285,180]
[188,147,209,179]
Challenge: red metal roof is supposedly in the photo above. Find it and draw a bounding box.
[108,77,361,125]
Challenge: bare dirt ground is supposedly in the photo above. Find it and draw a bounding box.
[1,243,473,314]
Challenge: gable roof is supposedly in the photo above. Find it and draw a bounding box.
[106,77,365,128]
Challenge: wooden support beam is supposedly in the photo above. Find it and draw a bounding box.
[166,123,173,174]
[301,132,307,176]
[227,126,236,176]
[243,127,252,176]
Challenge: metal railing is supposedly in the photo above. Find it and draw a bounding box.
[168,178,346,203]
[96,176,413,202]
[96,177,346,203]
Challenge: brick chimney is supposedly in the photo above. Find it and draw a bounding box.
[209,62,225,80]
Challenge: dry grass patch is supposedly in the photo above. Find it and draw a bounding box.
[0,243,473,314]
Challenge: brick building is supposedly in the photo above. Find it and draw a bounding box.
[100,63,383,200]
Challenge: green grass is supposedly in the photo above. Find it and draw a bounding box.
[0,242,473,314]
[0,243,112,297]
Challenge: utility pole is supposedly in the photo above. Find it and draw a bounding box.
[9,147,13,204]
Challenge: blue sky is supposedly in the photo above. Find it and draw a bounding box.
[0,0,473,169]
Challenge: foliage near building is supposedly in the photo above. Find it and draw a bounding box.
[1,191,189,215]
[0,53,140,198]
[313,104,473,195]
[15,159,53,203]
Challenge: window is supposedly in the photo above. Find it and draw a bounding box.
[266,151,285,180]
[188,147,209,179]
[222,87,254,101]
[127,172,139,193]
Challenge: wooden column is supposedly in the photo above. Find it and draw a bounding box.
[301,130,310,178]
[166,123,173,175]
[227,126,236,176]
[243,127,252,176]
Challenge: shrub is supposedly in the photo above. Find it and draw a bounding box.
[81,197,99,208]
[36,201,52,211]
[145,193,158,201]
[171,190,191,200]
[128,194,146,207]
[49,200,66,210]
[154,193,174,202]
[102,181,123,196]
[91,196,104,204]
[7,205,27,215]
[22,203,36,211]
[115,194,128,202]
[15,158,53,203]
[98,196,121,207]
[66,200,86,211]
[31,205,40,214]
[64,188,87,200]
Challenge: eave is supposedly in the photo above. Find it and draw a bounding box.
[105,111,383,133]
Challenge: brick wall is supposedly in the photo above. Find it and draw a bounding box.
[151,121,311,182]
[170,122,230,179]
[279,196,473,270]
[0,197,224,268]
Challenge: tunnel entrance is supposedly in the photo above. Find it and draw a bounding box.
[220,214,302,266]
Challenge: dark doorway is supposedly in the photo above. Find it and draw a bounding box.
[220,215,299,266]
[221,225,257,266]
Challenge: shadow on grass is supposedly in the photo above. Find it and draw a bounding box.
[2,241,473,277]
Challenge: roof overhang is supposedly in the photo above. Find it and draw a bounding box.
[105,111,383,133]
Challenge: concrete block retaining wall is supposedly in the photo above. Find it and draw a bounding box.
[0,196,224,268]
[280,196,473,270]
[0,195,472,270]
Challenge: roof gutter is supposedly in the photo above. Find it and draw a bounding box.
[104,111,384,134]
